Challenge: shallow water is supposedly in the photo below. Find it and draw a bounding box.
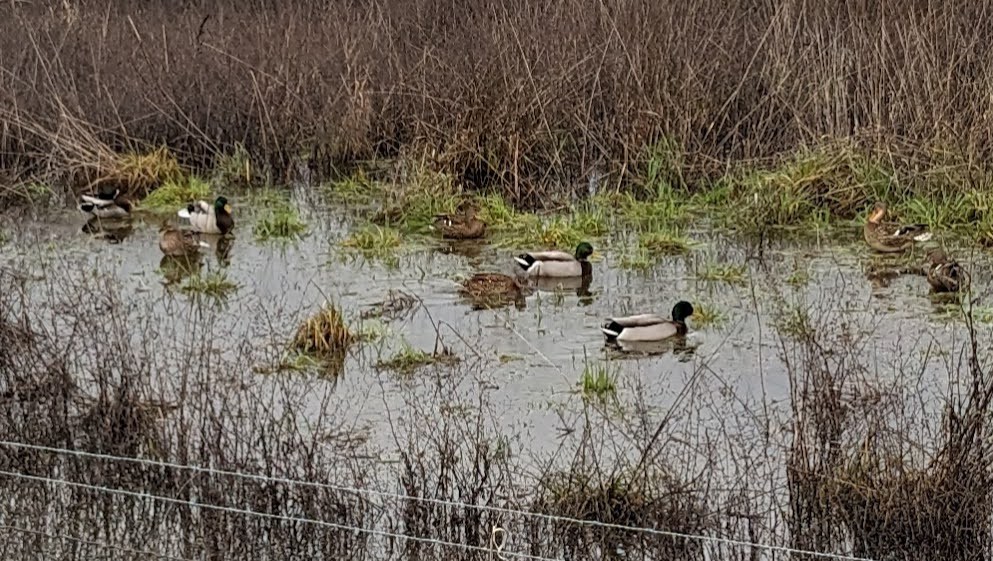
[4,195,989,447]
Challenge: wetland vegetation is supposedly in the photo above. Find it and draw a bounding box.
[4,1,993,560]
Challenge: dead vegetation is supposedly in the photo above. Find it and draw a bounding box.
[4,1,993,206]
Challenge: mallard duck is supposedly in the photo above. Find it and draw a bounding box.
[514,242,594,278]
[459,273,529,309]
[78,189,133,219]
[177,196,234,235]
[158,224,209,257]
[601,301,694,343]
[863,202,932,253]
[432,212,487,240]
[925,249,968,293]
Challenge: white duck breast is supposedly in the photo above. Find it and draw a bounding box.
[178,201,222,234]
[601,314,678,342]
[79,195,129,219]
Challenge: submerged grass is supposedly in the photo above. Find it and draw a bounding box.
[179,270,239,299]
[376,342,458,375]
[342,224,403,261]
[690,302,726,329]
[252,193,308,241]
[638,229,693,255]
[696,263,747,284]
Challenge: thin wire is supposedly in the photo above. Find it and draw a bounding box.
[0,469,558,561]
[0,524,194,561]
[0,441,878,561]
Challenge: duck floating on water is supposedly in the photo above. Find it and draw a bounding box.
[601,301,694,343]
[177,196,234,235]
[515,242,594,278]
[863,202,932,253]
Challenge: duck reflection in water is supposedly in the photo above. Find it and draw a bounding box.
[158,254,203,286]
[81,217,135,244]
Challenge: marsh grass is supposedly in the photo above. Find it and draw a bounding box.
[696,263,747,284]
[213,143,255,187]
[578,361,617,401]
[142,177,212,211]
[326,173,385,205]
[342,224,403,263]
[292,302,355,357]
[690,303,726,329]
[179,270,238,299]
[638,230,693,255]
[376,342,458,375]
[618,248,655,271]
[101,146,184,196]
[252,194,308,241]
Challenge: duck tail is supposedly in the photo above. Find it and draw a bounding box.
[601,320,622,340]
[913,232,933,242]
[513,255,532,270]
[177,208,192,219]
[79,202,95,213]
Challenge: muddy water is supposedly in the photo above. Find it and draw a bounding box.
[2,195,990,460]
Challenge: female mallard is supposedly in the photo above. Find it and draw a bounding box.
[601,301,694,343]
[925,249,968,293]
[158,224,210,257]
[863,202,932,253]
[177,196,234,235]
[514,242,594,278]
[78,189,133,219]
[432,208,486,240]
[459,273,529,309]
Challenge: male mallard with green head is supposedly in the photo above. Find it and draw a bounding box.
[863,202,932,253]
[432,206,487,240]
[78,189,134,220]
[601,301,694,343]
[925,249,968,293]
[158,224,210,257]
[178,196,234,235]
[515,242,593,278]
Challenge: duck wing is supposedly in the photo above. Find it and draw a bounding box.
[528,250,576,262]
[607,313,667,327]
[80,194,117,208]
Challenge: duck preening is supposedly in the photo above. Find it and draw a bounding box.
[514,242,594,278]
[177,196,234,235]
[863,202,932,253]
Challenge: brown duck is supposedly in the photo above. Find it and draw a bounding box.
[863,202,932,253]
[925,249,968,293]
[159,224,209,257]
[432,205,486,240]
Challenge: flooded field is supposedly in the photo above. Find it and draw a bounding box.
[2,188,991,561]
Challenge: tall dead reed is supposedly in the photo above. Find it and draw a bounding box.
[3,0,993,205]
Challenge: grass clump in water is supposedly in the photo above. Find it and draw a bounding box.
[696,262,747,284]
[578,361,617,401]
[376,342,457,375]
[252,194,308,241]
[690,302,726,328]
[142,176,212,211]
[618,248,655,271]
[342,224,403,261]
[213,143,255,187]
[326,172,386,205]
[638,229,693,255]
[292,302,355,357]
[180,271,239,299]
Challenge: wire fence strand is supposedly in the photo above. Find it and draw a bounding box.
[0,440,880,561]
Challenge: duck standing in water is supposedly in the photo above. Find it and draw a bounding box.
[925,249,968,293]
[178,196,234,235]
[863,201,932,253]
[601,301,694,343]
[515,242,594,278]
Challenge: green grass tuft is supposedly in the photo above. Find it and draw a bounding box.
[292,302,355,357]
[578,361,617,401]
[143,177,212,211]
[343,224,403,253]
[252,194,308,241]
[690,302,726,328]
[376,342,457,375]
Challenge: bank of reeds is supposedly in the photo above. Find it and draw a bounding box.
[3,0,993,208]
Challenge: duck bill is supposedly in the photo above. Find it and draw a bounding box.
[224,204,233,214]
